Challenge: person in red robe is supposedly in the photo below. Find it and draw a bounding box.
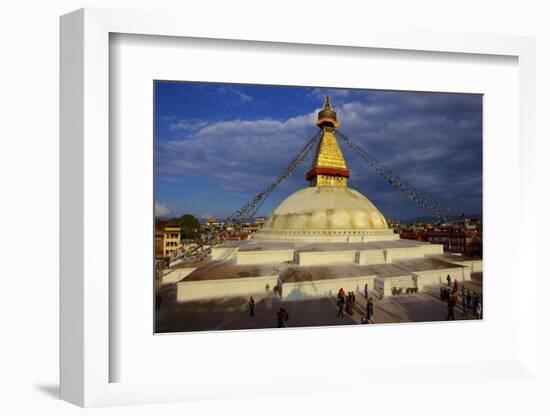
[338,288,346,301]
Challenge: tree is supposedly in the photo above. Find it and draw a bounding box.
[169,214,201,238]
[171,214,200,229]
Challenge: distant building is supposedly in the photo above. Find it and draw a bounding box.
[400,229,482,257]
[205,219,223,228]
[162,226,181,257]
[155,229,164,257]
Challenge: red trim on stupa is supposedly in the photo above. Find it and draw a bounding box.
[306,167,350,181]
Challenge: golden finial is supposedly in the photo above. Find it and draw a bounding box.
[316,96,340,128]
[323,96,332,110]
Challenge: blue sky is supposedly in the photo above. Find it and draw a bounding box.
[154,82,482,221]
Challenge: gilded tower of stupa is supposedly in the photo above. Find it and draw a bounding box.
[306,97,350,187]
[254,97,397,242]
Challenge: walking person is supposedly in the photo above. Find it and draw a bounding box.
[364,283,369,299]
[442,287,449,303]
[338,287,346,303]
[446,274,452,287]
[476,301,482,319]
[337,297,344,318]
[453,279,458,293]
[277,309,284,327]
[277,307,289,327]
[346,293,354,316]
[466,290,472,310]
[248,296,255,317]
[366,297,374,323]
[446,297,455,321]
[281,308,289,325]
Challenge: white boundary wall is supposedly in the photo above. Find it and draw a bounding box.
[385,246,426,262]
[422,244,445,255]
[282,275,376,301]
[414,266,471,289]
[211,246,238,261]
[236,249,294,265]
[160,268,196,285]
[460,259,483,273]
[356,250,386,265]
[297,250,357,266]
[374,275,414,297]
[177,275,279,302]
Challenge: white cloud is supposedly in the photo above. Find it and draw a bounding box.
[157,111,318,194]
[155,202,171,217]
[310,88,351,99]
[168,119,209,132]
[234,90,253,104]
[216,86,253,105]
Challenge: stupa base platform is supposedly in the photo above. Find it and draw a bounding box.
[253,227,399,243]
[211,238,446,266]
[176,239,482,302]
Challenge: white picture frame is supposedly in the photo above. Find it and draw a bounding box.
[60,7,537,407]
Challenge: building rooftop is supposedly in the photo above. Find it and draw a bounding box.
[184,262,281,282]
[184,256,465,284]
[280,264,378,283]
[392,257,464,272]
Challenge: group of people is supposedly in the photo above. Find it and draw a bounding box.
[442,276,482,320]
[461,286,482,319]
[440,285,458,306]
[337,288,356,317]
[336,287,375,324]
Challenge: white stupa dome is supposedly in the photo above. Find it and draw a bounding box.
[265,186,387,229]
[253,187,397,242]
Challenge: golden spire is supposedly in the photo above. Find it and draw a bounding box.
[306,97,350,187]
[316,96,340,128]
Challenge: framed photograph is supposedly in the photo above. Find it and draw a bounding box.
[60,8,537,407]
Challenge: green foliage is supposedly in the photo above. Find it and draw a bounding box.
[171,214,200,229]
[169,214,201,239]
[156,214,202,239]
